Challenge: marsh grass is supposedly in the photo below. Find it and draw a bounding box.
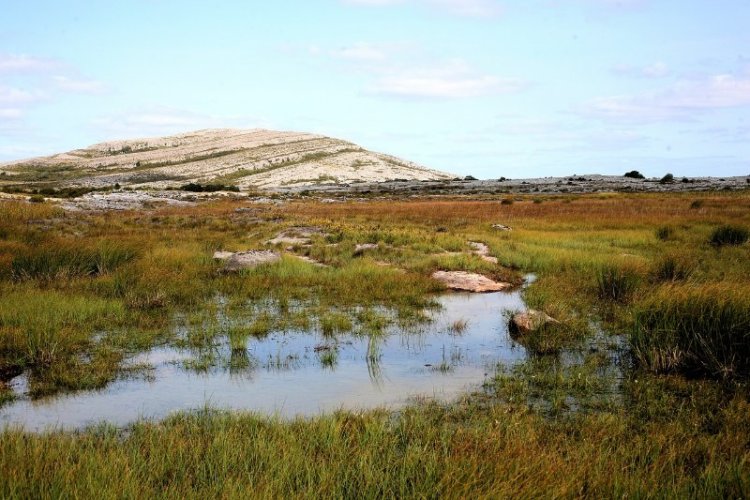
[710,225,749,246]
[596,264,642,303]
[0,194,749,495]
[632,284,750,378]
[11,240,138,281]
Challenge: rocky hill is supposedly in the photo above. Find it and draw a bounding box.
[0,129,454,190]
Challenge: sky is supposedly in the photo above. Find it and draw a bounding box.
[1,0,749,178]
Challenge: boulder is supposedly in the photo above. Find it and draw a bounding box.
[431,271,510,293]
[213,250,281,271]
[509,310,559,335]
[491,224,512,231]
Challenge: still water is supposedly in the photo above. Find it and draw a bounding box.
[2,288,531,431]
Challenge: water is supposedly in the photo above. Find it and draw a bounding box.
[1,289,530,431]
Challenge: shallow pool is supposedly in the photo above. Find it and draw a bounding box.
[1,288,530,431]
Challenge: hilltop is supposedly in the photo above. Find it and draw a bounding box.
[0,129,454,190]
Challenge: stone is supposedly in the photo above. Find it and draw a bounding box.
[491,224,513,231]
[468,241,499,264]
[353,243,379,255]
[509,310,559,335]
[431,271,511,293]
[213,250,281,271]
[266,226,328,246]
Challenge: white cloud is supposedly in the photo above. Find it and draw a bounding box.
[0,54,59,73]
[91,107,269,138]
[587,73,750,122]
[370,67,524,98]
[342,0,502,17]
[0,86,44,105]
[330,43,390,62]
[0,108,23,120]
[53,75,107,94]
[612,61,669,78]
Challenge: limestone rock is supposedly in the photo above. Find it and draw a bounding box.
[213,250,281,271]
[431,271,510,293]
[509,310,559,335]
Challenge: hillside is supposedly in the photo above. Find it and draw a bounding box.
[0,129,454,190]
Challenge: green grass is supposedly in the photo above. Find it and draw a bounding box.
[632,284,750,378]
[1,193,750,496]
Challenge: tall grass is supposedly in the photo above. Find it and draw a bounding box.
[596,264,641,303]
[11,241,138,281]
[710,225,749,246]
[632,284,750,378]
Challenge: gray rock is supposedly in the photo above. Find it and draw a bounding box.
[509,310,559,335]
[213,250,281,271]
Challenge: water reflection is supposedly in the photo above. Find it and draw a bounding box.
[2,287,530,431]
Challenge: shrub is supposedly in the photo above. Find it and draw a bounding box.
[710,225,749,247]
[632,285,750,378]
[180,183,240,193]
[500,198,514,206]
[624,170,645,179]
[689,200,704,209]
[28,195,45,203]
[659,173,674,184]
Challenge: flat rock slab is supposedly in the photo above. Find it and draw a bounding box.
[431,271,510,293]
[267,227,328,246]
[468,241,499,264]
[213,250,281,271]
[491,224,512,231]
[354,243,379,255]
[509,309,559,335]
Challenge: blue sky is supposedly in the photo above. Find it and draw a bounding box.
[1,0,749,178]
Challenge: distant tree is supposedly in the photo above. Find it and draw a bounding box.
[624,170,645,179]
[464,175,477,181]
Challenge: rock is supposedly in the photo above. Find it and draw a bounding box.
[213,250,281,271]
[431,271,510,293]
[468,241,499,264]
[491,224,512,231]
[353,243,379,256]
[509,310,559,335]
[267,226,327,246]
[293,255,328,267]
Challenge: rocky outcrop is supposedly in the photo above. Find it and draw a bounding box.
[431,271,510,293]
[213,250,281,271]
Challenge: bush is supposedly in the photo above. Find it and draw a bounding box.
[28,195,45,203]
[659,173,674,184]
[710,225,749,247]
[689,200,704,209]
[500,198,514,206]
[624,170,645,179]
[180,183,240,193]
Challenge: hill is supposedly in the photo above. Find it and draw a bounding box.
[0,129,454,190]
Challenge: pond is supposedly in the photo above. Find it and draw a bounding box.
[1,284,532,431]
